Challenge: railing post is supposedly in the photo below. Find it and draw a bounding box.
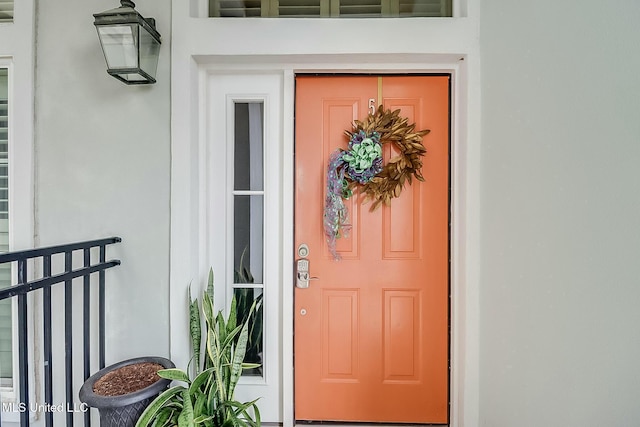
[82,248,91,427]
[64,251,73,427]
[17,259,29,427]
[43,255,53,427]
[99,245,106,370]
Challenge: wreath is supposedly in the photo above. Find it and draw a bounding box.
[324,105,430,259]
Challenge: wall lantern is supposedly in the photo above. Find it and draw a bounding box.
[93,0,161,85]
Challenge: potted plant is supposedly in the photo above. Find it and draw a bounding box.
[79,356,175,427]
[135,269,261,427]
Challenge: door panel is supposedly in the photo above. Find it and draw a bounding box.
[294,75,449,424]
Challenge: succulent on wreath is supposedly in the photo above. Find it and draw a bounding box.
[324,105,430,259]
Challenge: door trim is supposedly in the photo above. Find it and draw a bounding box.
[170,54,480,427]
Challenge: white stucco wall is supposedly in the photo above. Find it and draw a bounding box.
[480,0,640,425]
[35,0,172,365]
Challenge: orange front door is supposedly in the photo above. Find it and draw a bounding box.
[294,75,450,424]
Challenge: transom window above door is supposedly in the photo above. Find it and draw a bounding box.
[0,1,13,23]
[209,0,451,17]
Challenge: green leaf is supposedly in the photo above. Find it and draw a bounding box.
[235,247,255,284]
[241,363,261,370]
[193,414,215,424]
[135,386,186,427]
[207,393,220,422]
[202,292,215,329]
[193,392,208,418]
[177,389,195,427]
[216,311,228,350]
[189,289,202,374]
[206,268,214,302]
[228,303,254,398]
[220,325,243,353]
[152,407,175,427]
[216,399,261,427]
[158,368,191,383]
[189,367,214,395]
[207,327,227,402]
[227,296,237,335]
[247,295,263,361]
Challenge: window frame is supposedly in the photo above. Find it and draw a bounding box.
[197,0,465,17]
[0,0,36,419]
[0,64,17,399]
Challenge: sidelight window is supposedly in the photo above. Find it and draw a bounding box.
[233,102,265,376]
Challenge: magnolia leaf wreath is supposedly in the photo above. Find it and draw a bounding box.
[324,105,430,259]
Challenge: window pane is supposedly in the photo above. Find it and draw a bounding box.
[234,288,263,376]
[234,103,264,191]
[234,195,263,284]
[0,68,11,383]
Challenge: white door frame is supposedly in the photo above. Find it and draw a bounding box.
[206,72,284,421]
[170,55,480,427]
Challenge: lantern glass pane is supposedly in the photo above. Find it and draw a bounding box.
[118,73,148,82]
[97,24,139,69]
[139,27,161,80]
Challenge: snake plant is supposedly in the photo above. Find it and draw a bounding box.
[135,269,261,427]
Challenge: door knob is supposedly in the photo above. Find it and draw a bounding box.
[296,257,319,289]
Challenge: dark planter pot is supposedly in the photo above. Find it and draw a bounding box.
[79,356,175,427]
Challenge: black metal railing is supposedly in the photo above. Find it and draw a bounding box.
[0,237,121,427]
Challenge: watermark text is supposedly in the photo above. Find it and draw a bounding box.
[2,402,89,414]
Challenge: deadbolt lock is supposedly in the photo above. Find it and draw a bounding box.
[297,243,309,258]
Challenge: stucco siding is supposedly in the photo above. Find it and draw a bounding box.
[480,0,640,425]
